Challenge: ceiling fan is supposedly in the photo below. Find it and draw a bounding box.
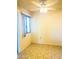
[31,0,58,13]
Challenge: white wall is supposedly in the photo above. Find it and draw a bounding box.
[17,10,31,53]
[31,12,62,46]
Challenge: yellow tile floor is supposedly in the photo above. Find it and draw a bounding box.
[18,43,62,59]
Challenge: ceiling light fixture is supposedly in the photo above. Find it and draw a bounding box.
[39,0,48,13]
[40,5,48,13]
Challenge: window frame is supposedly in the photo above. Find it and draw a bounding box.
[21,13,31,37]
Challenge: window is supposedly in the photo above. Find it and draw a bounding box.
[22,14,31,37]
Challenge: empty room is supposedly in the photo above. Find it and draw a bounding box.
[17,0,62,59]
